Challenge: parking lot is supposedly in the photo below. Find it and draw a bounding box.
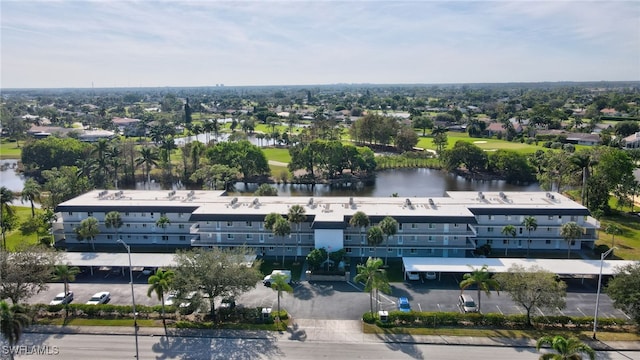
[27,267,630,322]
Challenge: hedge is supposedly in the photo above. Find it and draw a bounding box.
[362,311,630,330]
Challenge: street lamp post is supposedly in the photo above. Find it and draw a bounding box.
[118,239,139,358]
[593,247,616,340]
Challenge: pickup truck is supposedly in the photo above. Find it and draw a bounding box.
[263,270,292,287]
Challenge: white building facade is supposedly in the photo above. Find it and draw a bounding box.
[54,190,598,258]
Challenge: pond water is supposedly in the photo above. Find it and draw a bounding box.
[2,161,540,196]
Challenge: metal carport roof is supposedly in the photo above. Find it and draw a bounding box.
[402,257,639,276]
[59,252,256,268]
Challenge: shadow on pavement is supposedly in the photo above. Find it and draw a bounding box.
[376,332,424,359]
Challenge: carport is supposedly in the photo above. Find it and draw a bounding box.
[59,252,256,275]
[402,257,639,281]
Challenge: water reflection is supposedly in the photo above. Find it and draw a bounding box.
[0,159,25,192]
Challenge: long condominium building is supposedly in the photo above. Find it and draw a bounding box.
[54,190,598,258]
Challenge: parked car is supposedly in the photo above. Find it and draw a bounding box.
[86,291,110,305]
[397,297,411,312]
[164,291,178,306]
[50,291,74,305]
[220,297,236,309]
[458,294,478,313]
[406,272,420,281]
[179,291,198,309]
[424,271,437,280]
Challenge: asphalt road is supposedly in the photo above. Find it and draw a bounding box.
[27,268,628,321]
[5,333,637,360]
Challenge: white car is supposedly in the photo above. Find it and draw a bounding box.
[50,291,74,305]
[179,291,197,308]
[164,291,178,306]
[86,291,110,305]
[424,271,437,280]
[406,272,420,281]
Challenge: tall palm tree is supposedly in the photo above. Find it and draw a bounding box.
[367,226,384,258]
[459,265,500,313]
[536,335,595,360]
[52,264,80,317]
[273,217,291,266]
[1,186,15,217]
[105,211,123,240]
[147,269,174,332]
[108,144,122,189]
[136,147,159,190]
[20,178,41,218]
[349,211,370,254]
[91,139,111,188]
[0,301,31,359]
[74,216,100,251]
[287,205,306,262]
[560,222,583,259]
[354,257,390,316]
[379,216,398,266]
[156,215,171,248]
[501,224,517,257]
[270,273,293,322]
[522,216,538,258]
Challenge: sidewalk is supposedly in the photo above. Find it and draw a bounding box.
[25,319,640,352]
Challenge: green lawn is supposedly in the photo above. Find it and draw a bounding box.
[0,140,23,159]
[416,133,546,154]
[262,148,291,163]
[4,206,43,250]
[597,214,640,260]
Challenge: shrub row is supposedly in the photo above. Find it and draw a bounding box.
[363,311,629,330]
[31,303,175,318]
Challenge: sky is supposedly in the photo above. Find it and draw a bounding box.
[1,0,639,89]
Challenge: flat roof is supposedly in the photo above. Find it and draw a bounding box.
[59,252,256,268]
[402,257,639,276]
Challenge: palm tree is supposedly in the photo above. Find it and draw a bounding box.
[1,186,15,217]
[367,226,384,258]
[52,264,80,317]
[136,147,159,189]
[287,205,306,262]
[459,265,500,313]
[270,273,293,322]
[108,144,122,189]
[604,223,621,253]
[147,269,174,332]
[349,211,369,243]
[522,216,538,258]
[354,257,390,316]
[20,178,41,218]
[273,217,291,266]
[74,216,100,251]
[104,211,123,240]
[560,222,583,259]
[501,224,517,257]
[0,301,31,359]
[156,215,171,248]
[379,216,398,266]
[536,335,595,360]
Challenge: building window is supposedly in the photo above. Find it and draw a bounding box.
[126,224,131,228]
[107,235,112,240]
[227,234,234,239]
[558,215,562,220]
[571,240,576,245]
[503,239,509,244]
[453,236,458,241]
[454,223,459,228]
[68,212,73,215]
[87,212,93,217]
[207,233,212,238]
[269,246,275,251]
[178,224,185,229]
[345,235,352,241]
[227,221,233,227]
[345,247,352,254]
[268,234,274,239]
[180,236,186,241]
[369,248,373,252]
[488,215,494,220]
[411,223,417,229]
[427,248,434,254]
[150,212,154,217]
[287,247,292,252]
[410,248,416,254]
[398,223,403,231]
[142,224,147,228]
[246,234,253,240]
[160,212,166,217]
[506,215,511,221]
[487,239,493,245]
[487,227,494,233]
[125,212,129,216]
[547,227,552,232]
[179,213,184,218]
[141,213,145,217]
[428,236,435,242]
[519,228,523,234]
[548,216,554,220]
[162,235,168,241]
[545,240,551,244]
[428,223,435,229]
[571,216,578,222]
[388,248,393,252]
[246,221,252,227]
[143,235,148,239]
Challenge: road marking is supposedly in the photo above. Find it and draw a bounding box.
[576,307,587,316]
[437,303,442,312]
[346,281,362,291]
[536,307,544,316]
[618,309,631,320]
[556,307,566,316]
[495,305,504,315]
[514,306,524,315]
[418,303,422,312]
